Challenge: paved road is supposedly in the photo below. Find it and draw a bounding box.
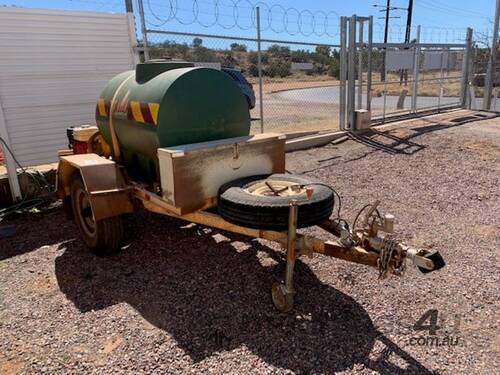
[251,85,486,133]
[273,85,460,109]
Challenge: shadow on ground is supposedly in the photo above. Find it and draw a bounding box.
[349,111,496,156]
[50,211,433,374]
[0,209,74,260]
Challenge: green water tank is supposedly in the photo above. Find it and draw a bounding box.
[96,60,251,181]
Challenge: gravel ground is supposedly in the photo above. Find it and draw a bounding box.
[1,111,499,374]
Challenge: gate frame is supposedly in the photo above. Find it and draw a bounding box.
[339,15,473,131]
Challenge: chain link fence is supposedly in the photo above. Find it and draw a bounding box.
[367,46,466,121]
[136,0,491,136]
[144,32,344,134]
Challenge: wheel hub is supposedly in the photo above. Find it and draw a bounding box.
[76,187,96,237]
[244,180,306,197]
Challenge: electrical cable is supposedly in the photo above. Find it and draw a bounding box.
[0,137,53,221]
[352,203,382,235]
[300,182,342,220]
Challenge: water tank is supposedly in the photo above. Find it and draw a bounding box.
[96,60,251,181]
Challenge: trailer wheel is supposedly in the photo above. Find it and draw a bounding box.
[271,282,294,312]
[62,196,73,220]
[218,174,334,230]
[71,177,123,255]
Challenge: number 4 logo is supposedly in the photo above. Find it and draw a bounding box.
[413,309,441,335]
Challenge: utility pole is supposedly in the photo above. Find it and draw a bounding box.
[380,0,391,81]
[401,0,414,85]
[124,0,133,13]
[384,0,391,46]
[404,0,414,44]
[374,2,403,80]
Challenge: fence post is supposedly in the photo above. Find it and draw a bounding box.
[484,0,500,110]
[347,15,357,130]
[125,0,140,66]
[137,0,150,61]
[460,28,473,108]
[411,25,421,113]
[357,21,364,110]
[256,6,264,133]
[366,16,373,112]
[0,101,22,201]
[339,17,347,130]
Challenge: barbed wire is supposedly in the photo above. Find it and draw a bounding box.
[144,0,340,37]
[142,0,487,44]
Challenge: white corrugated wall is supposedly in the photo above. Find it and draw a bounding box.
[0,7,138,166]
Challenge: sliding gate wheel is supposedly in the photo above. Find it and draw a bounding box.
[217,174,334,230]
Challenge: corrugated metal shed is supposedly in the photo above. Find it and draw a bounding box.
[0,7,138,168]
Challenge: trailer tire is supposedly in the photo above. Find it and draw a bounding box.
[71,177,123,256]
[218,174,334,230]
[62,196,74,220]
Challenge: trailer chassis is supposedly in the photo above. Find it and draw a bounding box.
[57,154,445,312]
[132,183,443,312]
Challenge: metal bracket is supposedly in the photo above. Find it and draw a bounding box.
[284,200,298,295]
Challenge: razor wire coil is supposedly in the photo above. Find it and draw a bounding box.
[144,0,340,37]
[143,0,479,44]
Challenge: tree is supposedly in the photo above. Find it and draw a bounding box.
[315,45,331,57]
[267,45,290,58]
[267,60,291,78]
[328,59,340,78]
[230,43,247,52]
[193,37,203,48]
[221,52,236,67]
[247,51,258,65]
[248,63,259,77]
[247,51,268,65]
[191,46,216,62]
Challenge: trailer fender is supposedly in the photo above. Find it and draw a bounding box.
[57,154,133,220]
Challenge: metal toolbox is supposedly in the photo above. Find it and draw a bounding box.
[157,133,286,214]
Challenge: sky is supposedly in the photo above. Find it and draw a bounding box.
[0,0,495,45]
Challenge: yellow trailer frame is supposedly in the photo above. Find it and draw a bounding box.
[57,152,443,312]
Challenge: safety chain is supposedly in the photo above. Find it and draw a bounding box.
[377,235,406,280]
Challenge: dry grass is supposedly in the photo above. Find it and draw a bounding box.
[248,71,469,98]
[248,73,338,95]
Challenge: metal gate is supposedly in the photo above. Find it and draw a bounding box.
[338,15,472,132]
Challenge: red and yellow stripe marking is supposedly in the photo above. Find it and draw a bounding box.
[148,103,159,125]
[129,101,145,123]
[97,98,108,117]
[96,97,159,126]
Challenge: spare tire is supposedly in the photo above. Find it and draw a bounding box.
[217,174,334,230]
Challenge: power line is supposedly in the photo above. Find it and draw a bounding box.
[419,0,489,18]
[416,0,490,20]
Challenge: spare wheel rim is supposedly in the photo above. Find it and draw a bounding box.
[244,179,306,197]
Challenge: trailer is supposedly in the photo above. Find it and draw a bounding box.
[57,131,444,313]
[56,60,445,312]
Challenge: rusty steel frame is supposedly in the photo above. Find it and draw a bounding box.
[58,154,436,285]
[57,150,443,314]
[132,184,393,270]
